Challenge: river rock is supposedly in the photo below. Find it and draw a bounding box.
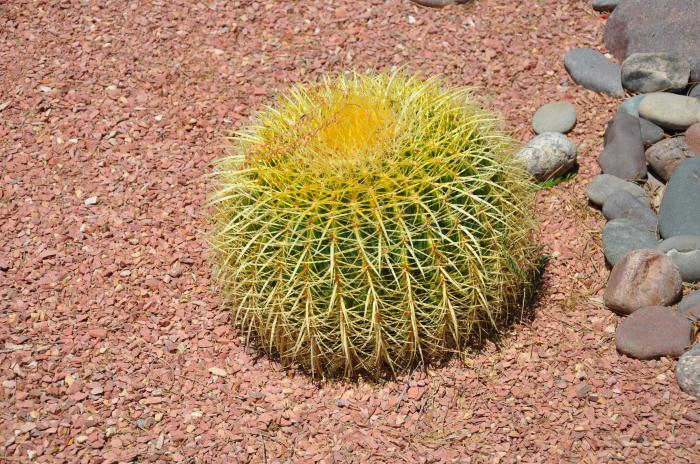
[677,345,700,399]
[514,133,577,181]
[618,95,644,118]
[586,174,649,207]
[604,249,682,315]
[599,112,647,180]
[639,118,665,146]
[638,93,700,132]
[616,306,693,360]
[532,102,577,134]
[564,48,624,97]
[644,137,699,181]
[658,158,700,238]
[604,0,700,82]
[686,122,700,154]
[602,190,658,231]
[621,53,691,93]
[679,289,700,321]
[602,218,659,266]
[657,235,700,282]
[690,85,700,99]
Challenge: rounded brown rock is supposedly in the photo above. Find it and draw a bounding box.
[604,249,682,315]
[616,306,693,360]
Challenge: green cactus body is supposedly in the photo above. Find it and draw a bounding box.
[210,72,539,377]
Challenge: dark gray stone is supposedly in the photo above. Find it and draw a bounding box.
[639,118,665,146]
[604,0,700,82]
[658,158,700,238]
[599,113,647,180]
[690,85,700,99]
[513,133,577,181]
[676,344,700,399]
[621,53,691,93]
[586,174,649,207]
[657,235,700,282]
[564,48,624,97]
[602,218,659,266]
[532,102,577,134]
[616,306,692,360]
[590,0,620,11]
[638,93,700,132]
[602,190,658,232]
[645,137,699,181]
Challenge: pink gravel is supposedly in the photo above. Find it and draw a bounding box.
[1,0,698,462]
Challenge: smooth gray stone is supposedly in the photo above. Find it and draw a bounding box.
[645,136,699,181]
[604,0,700,82]
[590,0,620,11]
[602,190,658,232]
[690,85,700,99]
[676,344,700,399]
[564,48,625,97]
[621,53,691,93]
[532,101,577,134]
[586,174,649,207]
[618,95,645,118]
[639,118,665,146]
[658,158,700,238]
[599,112,647,180]
[638,93,700,132]
[603,218,659,266]
[678,290,700,325]
[657,235,700,282]
[679,289,700,314]
[617,100,665,145]
[514,132,577,181]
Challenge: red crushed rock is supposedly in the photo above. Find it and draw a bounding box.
[1,0,698,462]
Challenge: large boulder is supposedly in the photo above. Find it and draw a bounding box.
[604,0,700,82]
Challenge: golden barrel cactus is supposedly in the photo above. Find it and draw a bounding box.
[210,72,539,377]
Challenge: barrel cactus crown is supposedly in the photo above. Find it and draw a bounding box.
[210,72,539,377]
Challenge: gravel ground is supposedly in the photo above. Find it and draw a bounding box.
[1,0,699,462]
